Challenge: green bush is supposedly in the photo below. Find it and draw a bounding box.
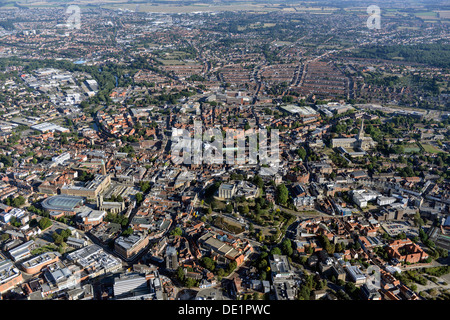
[38,217,52,230]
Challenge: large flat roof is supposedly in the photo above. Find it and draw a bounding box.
[281,105,318,115]
[31,122,69,133]
[42,195,85,211]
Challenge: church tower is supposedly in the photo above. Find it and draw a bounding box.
[357,119,365,141]
[101,160,106,175]
[97,194,103,209]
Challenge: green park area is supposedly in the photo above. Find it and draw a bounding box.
[403,143,421,154]
[420,143,443,154]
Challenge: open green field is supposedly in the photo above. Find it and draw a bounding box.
[157,59,186,65]
[104,3,282,13]
[403,143,421,153]
[415,11,438,17]
[0,0,127,8]
[437,11,450,19]
[397,26,421,30]
[414,10,449,22]
[3,0,345,14]
[238,22,277,31]
[420,143,443,154]
[163,51,192,60]
[154,50,197,65]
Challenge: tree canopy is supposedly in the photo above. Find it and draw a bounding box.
[275,183,289,206]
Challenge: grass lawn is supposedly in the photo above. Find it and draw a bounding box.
[157,59,186,66]
[415,12,438,17]
[404,143,421,153]
[420,143,443,154]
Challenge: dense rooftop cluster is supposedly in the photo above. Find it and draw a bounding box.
[0,0,449,301]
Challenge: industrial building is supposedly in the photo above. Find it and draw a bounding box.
[31,122,69,133]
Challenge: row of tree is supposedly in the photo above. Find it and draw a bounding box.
[350,43,450,69]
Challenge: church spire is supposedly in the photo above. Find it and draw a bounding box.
[358,119,364,140]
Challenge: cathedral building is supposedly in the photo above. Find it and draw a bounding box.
[332,120,376,156]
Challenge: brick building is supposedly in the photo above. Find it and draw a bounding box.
[386,239,429,264]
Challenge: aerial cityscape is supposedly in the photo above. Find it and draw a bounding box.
[0,0,449,305]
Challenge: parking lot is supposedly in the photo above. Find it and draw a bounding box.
[381,221,419,239]
[34,216,90,247]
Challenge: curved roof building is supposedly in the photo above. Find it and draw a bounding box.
[41,195,85,214]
